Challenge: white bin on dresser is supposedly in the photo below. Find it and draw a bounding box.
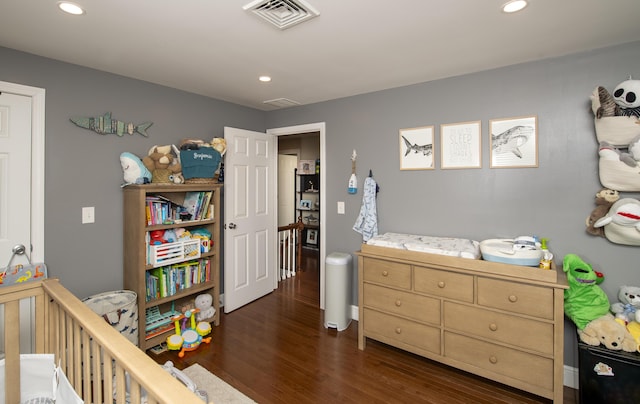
[324,252,353,331]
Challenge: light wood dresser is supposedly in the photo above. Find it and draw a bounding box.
[357,244,568,403]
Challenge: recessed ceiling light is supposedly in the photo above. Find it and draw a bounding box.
[259,76,272,82]
[502,0,528,13]
[58,2,85,15]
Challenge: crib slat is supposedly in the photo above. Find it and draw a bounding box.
[4,300,21,404]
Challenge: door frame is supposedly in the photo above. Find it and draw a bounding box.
[268,122,326,309]
[0,81,45,262]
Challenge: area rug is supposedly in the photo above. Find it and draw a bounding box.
[183,363,256,404]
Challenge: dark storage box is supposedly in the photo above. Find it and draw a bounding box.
[578,339,640,403]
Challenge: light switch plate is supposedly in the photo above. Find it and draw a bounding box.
[337,201,345,214]
[82,206,95,224]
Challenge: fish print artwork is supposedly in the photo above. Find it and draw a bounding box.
[70,112,152,137]
[399,125,435,170]
[490,116,538,168]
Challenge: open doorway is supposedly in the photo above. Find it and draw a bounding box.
[269,122,326,309]
[277,132,320,306]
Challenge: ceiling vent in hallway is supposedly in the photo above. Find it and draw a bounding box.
[243,0,320,30]
[263,98,301,109]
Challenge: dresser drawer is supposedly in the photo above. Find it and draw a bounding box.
[477,278,553,320]
[444,332,553,391]
[443,302,553,354]
[363,258,411,289]
[364,308,440,355]
[364,283,441,325]
[414,266,473,302]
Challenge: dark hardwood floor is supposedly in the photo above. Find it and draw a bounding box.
[150,249,578,403]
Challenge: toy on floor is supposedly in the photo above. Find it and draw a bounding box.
[166,308,212,358]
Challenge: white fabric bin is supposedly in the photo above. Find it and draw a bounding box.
[324,252,352,331]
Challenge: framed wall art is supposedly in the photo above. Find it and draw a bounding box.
[399,125,434,170]
[489,115,538,168]
[306,229,318,245]
[298,160,315,174]
[440,120,482,169]
[299,199,312,210]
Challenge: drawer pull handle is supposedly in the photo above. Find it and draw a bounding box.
[489,356,498,364]
[508,295,518,303]
[395,300,402,307]
[489,323,498,331]
[438,281,445,288]
[395,327,402,334]
[382,270,389,277]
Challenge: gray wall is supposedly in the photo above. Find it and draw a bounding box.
[2,41,639,368]
[267,41,640,367]
[0,46,265,298]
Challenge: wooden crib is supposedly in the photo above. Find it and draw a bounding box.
[1,279,205,404]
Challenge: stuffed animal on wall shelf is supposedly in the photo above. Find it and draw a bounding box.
[593,78,640,119]
[586,188,620,237]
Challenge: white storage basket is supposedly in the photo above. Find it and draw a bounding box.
[150,239,201,267]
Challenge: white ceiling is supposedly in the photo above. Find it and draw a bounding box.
[1,1,639,111]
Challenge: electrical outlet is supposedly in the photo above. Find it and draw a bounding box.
[337,201,345,214]
[82,206,95,224]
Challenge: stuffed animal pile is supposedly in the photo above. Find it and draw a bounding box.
[143,145,183,184]
[563,255,638,352]
[588,77,640,245]
[610,285,640,352]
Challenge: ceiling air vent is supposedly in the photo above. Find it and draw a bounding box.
[263,98,301,108]
[243,0,319,30]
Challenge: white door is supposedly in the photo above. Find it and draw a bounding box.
[0,82,45,354]
[223,127,277,313]
[277,154,297,227]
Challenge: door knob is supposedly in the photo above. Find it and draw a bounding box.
[227,223,237,229]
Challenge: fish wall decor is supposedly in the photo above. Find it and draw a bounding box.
[70,112,152,137]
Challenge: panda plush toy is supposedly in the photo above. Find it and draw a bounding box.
[612,78,640,118]
[596,77,640,119]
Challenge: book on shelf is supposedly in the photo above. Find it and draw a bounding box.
[181,191,214,221]
[145,258,210,300]
[145,194,188,225]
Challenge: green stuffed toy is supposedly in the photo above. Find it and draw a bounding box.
[563,254,610,329]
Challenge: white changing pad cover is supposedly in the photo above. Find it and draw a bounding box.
[366,232,481,259]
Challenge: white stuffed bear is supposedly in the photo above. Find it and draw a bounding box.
[611,285,640,324]
[195,293,216,322]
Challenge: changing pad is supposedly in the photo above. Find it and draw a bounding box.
[366,232,481,259]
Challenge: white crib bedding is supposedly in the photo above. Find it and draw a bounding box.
[366,232,481,259]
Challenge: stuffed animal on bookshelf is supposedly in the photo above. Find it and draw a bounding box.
[143,145,182,184]
[611,285,640,324]
[194,293,215,322]
[149,230,165,245]
[120,152,152,186]
[586,188,620,237]
[211,137,227,156]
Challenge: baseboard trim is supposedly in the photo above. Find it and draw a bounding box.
[564,365,578,389]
